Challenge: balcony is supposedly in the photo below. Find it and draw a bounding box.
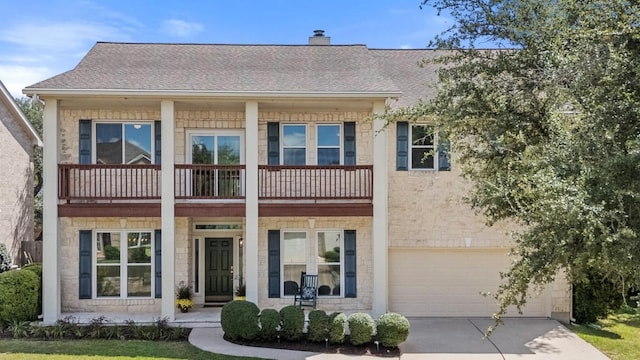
[58,164,373,217]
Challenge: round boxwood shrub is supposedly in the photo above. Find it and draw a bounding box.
[329,312,347,344]
[21,263,43,317]
[279,305,304,341]
[376,312,410,347]
[259,308,280,341]
[0,269,40,324]
[221,300,260,341]
[307,309,329,342]
[348,312,375,345]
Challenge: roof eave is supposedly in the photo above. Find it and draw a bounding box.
[1,81,43,147]
[23,88,402,100]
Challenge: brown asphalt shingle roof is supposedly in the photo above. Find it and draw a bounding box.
[25,42,444,104]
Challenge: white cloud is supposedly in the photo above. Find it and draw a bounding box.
[0,65,52,98]
[400,44,412,49]
[161,19,204,38]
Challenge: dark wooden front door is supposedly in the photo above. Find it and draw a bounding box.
[205,238,233,302]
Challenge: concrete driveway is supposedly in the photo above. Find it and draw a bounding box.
[400,318,608,359]
[189,318,608,359]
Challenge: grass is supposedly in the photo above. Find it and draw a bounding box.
[0,339,263,360]
[571,311,640,360]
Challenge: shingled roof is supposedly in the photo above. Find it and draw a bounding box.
[24,42,442,104]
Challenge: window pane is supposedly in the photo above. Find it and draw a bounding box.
[127,265,151,297]
[318,148,340,165]
[192,136,214,164]
[412,126,434,146]
[317,125,340,147]
[283,232,306,263]
[283,125,306,146]
[318,231,341,263]
[127,232,151,264]
[124,124,152,164]
[97,265,120,297]
[97,232,121,264]
[411,149,434,169]
[283,265,306,295]
[283,148,306,165]
[96,123,122,164]
[318,264,340,296]
[217,136,241,165]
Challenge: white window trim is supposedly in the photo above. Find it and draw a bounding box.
[93,229,155,299]
[186,129,245,164]
[316,124,343,166]
[315,229,344,297]
[409,124,437,171]
[92,121,155,165]
[281,124,307,165]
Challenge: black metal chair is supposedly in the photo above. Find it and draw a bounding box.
[293,272,318,308]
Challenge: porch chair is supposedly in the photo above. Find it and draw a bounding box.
[293,272,318,308]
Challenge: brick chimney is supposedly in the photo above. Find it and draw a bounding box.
[308,30,330,45]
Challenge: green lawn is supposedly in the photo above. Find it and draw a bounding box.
[571,312,640,360]
[0,339,263,360]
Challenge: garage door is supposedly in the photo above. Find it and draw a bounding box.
[388,249,548,317]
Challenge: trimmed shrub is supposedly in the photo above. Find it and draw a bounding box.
[376,313,410,347]
[22,263,43,316]
[328,312,347,344]
[573,269,621,323]
[348,312,375,345]
[259,308,280,341]
[279,305,304,341]
[221,300,260,341]
[0,244,11,273]
[307,309,329,342]
[0,269,39,324]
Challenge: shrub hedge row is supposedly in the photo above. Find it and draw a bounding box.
[220,300,410,348]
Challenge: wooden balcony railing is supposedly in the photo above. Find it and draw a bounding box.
[175,164,246,200]
[58,164,373,202]
[258,165,373,200]
[59,164,161,201]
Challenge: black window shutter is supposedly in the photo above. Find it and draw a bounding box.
[79,120,92,164]
[268,230,281,298]
[344,230,357,298]
[438,136,451,171]
[267,122,280,165]
[154,230,162,298]
[78,230,92,299]
[396,122,409,171]
[154,121,161,165]
[343,122,356,165]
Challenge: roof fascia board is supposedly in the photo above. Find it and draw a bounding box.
[1,81,43,146]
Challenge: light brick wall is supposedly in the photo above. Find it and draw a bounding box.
[0,102,35,265]
[258,216,373,312]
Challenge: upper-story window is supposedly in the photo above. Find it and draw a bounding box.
[317,124,341,165]
[282,124,306,165]
[95,122,153,164]
[410,124,435,170]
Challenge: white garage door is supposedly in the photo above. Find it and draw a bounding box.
[389,249,549,317]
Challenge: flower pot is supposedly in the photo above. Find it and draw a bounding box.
[180,305,189,313]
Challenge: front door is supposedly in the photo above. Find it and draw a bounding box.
[205,238,234,302]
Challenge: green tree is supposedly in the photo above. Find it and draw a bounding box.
[386,0,640,326]
[15,97,43,240]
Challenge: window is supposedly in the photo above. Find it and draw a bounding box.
[282,124,306,165]
[281,230,343,297]
[95,230,153,298]
[317,124,341,165]
[95,122,153,164]
[410,125,435,170]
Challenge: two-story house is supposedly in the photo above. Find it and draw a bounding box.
[24,32,571,323]
[0,80,42,266]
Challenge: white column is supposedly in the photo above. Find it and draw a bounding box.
[42,98,59,324]
[244,101,259,303]
[372,100,389,316]
[160,100,176,320]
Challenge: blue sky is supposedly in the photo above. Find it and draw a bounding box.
[0,0,452,97]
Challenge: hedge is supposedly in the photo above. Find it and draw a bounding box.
[0,269,40,324]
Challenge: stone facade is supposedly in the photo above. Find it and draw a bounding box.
[0,99,35,265]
